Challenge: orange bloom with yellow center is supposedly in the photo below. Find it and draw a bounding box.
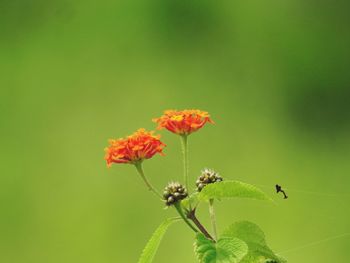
[104,128,166,166]
[153,109,214,136]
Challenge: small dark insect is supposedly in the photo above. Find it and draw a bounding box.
[276,184,288,199]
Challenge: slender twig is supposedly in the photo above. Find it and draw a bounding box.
[208,199,218,240]
[134,162,162,199]
[174,203,198,233]
[180,135,191,209]
[187,209,214,241]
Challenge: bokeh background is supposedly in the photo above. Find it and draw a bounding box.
[1,0,350,262]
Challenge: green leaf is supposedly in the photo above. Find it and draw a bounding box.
[194,233,248,263]
[222,221,286,263]
[181,192,199,208]
[138,217,180,263]
[198,181,272,202]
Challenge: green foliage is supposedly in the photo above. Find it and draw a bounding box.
[138,217,180,263]
[194,233,248,263]
[181,192,200,208]
[222,221,286,263]
[198,181,273,202]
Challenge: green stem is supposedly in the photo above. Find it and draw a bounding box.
[209,199,217,240]
[134,162,162,199]
[174,203,198,233]
[180,135,191,209]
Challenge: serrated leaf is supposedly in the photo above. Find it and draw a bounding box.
[138,217,180,263]
[194,233,248,263]
[222,221,286,263]
[198,181,272,202]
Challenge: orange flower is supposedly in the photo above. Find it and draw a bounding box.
[153,109,214,136]
[104,129,166,167]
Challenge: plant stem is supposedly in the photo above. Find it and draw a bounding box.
[134,162,162,199]
[209,199,217,240]
[174,203,198,233]
[180,135,191,209]
[188,209,214,241]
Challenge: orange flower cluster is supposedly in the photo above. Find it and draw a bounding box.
[105,129,165,166]
[105,109,213,167]
[153,109,214,136]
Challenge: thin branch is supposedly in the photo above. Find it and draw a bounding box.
[134,162,162,199]
[174,203,198,233]
[180,135,192,209]
[187,209,214,241]
[209,199,218,240]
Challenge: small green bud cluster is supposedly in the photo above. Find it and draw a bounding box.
[163,182,188,206]
[196,168,223,192]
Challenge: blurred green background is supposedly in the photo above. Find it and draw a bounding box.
[1,0,350,262]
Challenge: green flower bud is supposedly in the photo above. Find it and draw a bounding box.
[167,196,175,204]
[196,168,223,192]
[163,182,188,206]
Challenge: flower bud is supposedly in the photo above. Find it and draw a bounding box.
[163,182,188,206]
[196,168,223,192]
